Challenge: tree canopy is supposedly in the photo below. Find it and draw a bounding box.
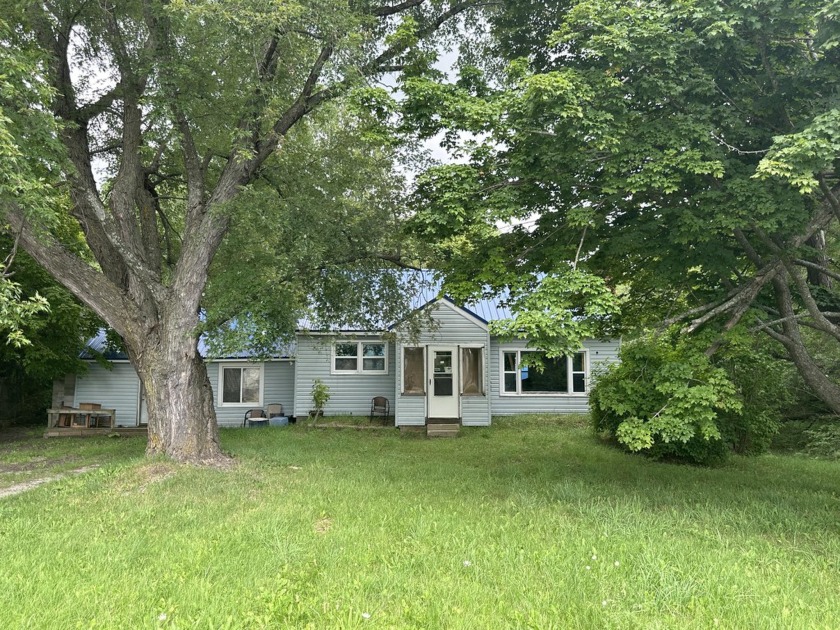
[407,0,840,403]
[0,0,481,462]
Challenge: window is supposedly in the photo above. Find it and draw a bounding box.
[461,347,484,395]
[362,343,386,371]
[220,364,262,405]
[501,350,587,395]
[403,347,425,394]
[334,343,358,371]
[332,341,387,374]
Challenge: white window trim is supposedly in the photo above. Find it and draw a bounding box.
[218,362,265,407]
[331,341,389,375]
[499,348,588,397]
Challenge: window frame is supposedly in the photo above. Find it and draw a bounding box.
[499,348,588,396]
[331,340,388,375]
[460,345,485,396]
[217,362,264,407]
[401,346,426,395]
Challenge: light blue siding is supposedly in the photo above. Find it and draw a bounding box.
[75,360,295,428]
[292,335,396,418]
[394,301,491,426]
[73,308,621,431]
[209,361,296,427]
[264,361,296,419]
[489,338,621,415]
[73,362,141,426]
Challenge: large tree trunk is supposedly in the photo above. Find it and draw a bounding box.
[127,310,223,462]
[137,350,222,463]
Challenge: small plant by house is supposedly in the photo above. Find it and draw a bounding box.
[309,379,330,419]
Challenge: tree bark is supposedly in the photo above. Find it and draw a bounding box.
[767,276,840,415]
[131,336,223,463]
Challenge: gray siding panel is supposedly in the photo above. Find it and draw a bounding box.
[461,396,489,426]
[489,338,621,415]
[73,362,141,426]
[396,395,426,426]
[264,361,296,418]
[293,336,396,418]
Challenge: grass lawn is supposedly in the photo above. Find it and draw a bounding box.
[1,416,839,629]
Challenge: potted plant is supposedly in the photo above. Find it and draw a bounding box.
[309,379,330,420]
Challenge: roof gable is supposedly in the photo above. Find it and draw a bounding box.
[433,297,489,330]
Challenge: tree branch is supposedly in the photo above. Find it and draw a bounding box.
[75,85,123,123]
[793,258,840,283]
[370,0,427,17]
[782,260,840,341]
[4,205,133,332]
[1,229,22,279]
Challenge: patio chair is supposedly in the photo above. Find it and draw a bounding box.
[370,396,390,421]
[244,408,267,427]
[266,403,283,418]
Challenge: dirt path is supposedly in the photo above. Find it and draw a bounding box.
[0,465,100,499]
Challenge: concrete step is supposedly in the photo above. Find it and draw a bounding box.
[427,422,460,437]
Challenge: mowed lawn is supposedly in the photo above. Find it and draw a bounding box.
[1,416,839,629]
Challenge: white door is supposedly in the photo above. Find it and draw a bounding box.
[427,346,459,419]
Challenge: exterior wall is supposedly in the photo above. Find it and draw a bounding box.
[292,335,396,418]
[74,360,295,428]
[52,374,76,409]
[73,362,142,426]
[394,301,491,426]
[209,360,296,427]
[489,338,621,415]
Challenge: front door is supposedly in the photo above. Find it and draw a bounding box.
[428,346,459,419]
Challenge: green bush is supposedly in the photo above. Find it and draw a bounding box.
[591,329,787,465]
[714,334,792,455]
[804,424,840,459]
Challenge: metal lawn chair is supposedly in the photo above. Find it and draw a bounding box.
[370,396,390,421]
[244,408,267,427]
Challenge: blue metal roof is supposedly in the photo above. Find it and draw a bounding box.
[82,330,296,361]
[298,272,513,332]
[84,272,513,360]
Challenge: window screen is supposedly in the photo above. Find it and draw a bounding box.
[461,347,483,395]
[403,347,424,394]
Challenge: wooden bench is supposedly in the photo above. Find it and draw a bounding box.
[47,407,116,429]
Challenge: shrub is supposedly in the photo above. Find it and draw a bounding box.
[310,379,331,417]
[591,328,789,465]
[804,424,840,459]
[714,333,792,455]
[591,331,739,465]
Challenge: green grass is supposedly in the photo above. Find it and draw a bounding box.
[1,416,840,628]
[0,428,141,490]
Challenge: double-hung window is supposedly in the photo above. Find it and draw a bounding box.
[333,341,387,374]
[219,364,263,405]
[501,350,587,395]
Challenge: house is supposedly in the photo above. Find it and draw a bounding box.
[55,294,620,429]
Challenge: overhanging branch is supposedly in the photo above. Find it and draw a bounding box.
[4,205,132,329]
